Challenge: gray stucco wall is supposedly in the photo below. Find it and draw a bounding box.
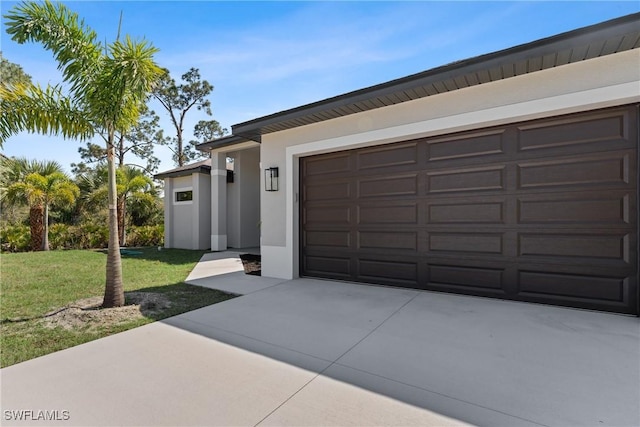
[196,172,211,250]
[226,147,261,248]
[227,158,240,248]
[163,173,211,250]
[238,148,261,248]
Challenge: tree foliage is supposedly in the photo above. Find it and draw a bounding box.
[1,157,68,249]
[76,165,159,244]
[0,82,94,144]
[71,104,164,174]
[153,67,227,166]
[1,156,65,193]
[5,171,79,251]
[0,52,32,87]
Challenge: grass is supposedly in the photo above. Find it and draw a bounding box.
[0,248,236,367]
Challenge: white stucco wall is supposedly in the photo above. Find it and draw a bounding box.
[259,49,640,279]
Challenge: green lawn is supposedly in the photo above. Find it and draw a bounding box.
[0,248,235,367]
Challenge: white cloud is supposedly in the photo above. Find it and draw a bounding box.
[160,3,432,83]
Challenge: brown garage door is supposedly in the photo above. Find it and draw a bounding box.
[300,105,639,315]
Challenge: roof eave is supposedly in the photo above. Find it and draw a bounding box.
[154,165,211,180]
[196,134,255,151]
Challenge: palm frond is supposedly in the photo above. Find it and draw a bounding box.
[0,83,93,144]
[4,0,102,96]
[87,36,162,131]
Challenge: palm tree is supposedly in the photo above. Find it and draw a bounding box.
[6,172,79,251]
[1,1,163,307]
[78,165,155,245]
[1,157,67,250]
[116,166,154,245]
[1,156,66,189]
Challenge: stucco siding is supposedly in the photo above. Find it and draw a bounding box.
[226,148,261,248]
[259,49,640,279]
[196,173,211,250]
[238,147,261,248]
[162,179,173,248]
[227,154,241,248]
[261,141,288,247]
[171,175,194,249]
[162,174,214,250]
[171,204,193,249]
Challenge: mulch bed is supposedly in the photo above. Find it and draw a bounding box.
[239,254,261,276]
[240,254,262,276]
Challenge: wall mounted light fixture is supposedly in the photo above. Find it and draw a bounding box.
[265,167,279,191]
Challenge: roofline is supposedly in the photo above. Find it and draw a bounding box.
[196,134,253,152]
[154,163,211,180]
[231,12,640,141]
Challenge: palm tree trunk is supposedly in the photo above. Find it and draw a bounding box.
[103,132,124,308]
[29,206,44,251]
[117,196,126,246]
[42,204,50,251]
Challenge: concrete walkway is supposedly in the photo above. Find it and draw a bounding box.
[1,252,639,426]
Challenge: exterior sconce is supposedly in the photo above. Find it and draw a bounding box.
[265,167,279,191]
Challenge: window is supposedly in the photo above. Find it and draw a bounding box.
[175,190,193,202]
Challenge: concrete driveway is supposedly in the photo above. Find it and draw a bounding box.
[1,253,639,426]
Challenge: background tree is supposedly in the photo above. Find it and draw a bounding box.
[188,119,226,158]
[0,52,32,87]
[1,157,66,249]
[128,189,162,227]
[5,171,79,251]
[77,165,157,245]
[3,0,163,307]
[153,68,227,166]
[116,167,154,245]
[71,104,164,174]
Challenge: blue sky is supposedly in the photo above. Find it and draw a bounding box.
[1,1,638,174]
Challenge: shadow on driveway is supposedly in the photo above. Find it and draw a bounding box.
[163,276,640,426]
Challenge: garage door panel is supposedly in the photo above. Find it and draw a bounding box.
[358,203,418,224]
[517,109,630,152]
[428,264,505,291]
[429,232,504,255]
[517,231,633,265]
[358,174,418,198]
[301,105,639,314]
[427,129,507,161]
[427,166,506,193]
[305,230,351,248]
[304,255,351,279]
[356,142,419,170]
[358,259,418,285]
[517,190,634,226]
[517,151,633,190]
[304,181,351,201]
[517,270,627,303]
[428,199,506,224]
[304,205,351,225]
[303,152,351,176]
[358,231,418,251]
